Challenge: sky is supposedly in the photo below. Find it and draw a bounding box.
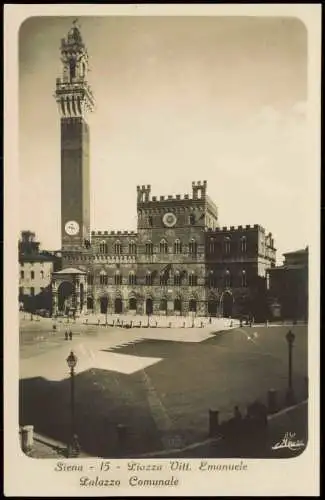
[19,16,308,262]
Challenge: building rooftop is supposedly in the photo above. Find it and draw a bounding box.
[283,247,308,257]
[54,267,86,275]
[19,253,57,263]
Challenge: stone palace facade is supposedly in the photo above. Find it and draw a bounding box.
[51,22,276,319]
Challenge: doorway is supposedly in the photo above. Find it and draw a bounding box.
[114,297,123,314]
[100,296,108,314]
[222,292,233,318]
[189,299,197,313]
[146,298,153,315]
[208,299,218,317]
[174,298,182,314]
[129,297,137,311]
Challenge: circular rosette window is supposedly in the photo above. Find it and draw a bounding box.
[162,212,177,227]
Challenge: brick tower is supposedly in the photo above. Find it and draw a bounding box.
[55,20,94,252]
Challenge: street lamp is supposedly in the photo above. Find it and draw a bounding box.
[285,330,296,404]
[66,351,80,457]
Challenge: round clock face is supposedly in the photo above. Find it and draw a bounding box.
[65,220,80,236]
[163,212,177,228]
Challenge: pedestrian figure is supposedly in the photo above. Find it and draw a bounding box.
[240,317,243,328]
[69,330,72,340]
[209,316,212,324]
[65,331,68,341]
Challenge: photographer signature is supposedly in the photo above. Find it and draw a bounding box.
[272,432,305,452]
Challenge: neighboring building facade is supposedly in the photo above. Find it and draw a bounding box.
[19,231,61,312]
[267,247,308,321]
[51,22,276,320]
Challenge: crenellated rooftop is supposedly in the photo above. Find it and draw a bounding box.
[205,224,266,233]
[137,180,209,205]
[91,230,137,237]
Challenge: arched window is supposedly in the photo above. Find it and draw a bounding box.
[99,241,107,254]
[189,239,197,255]
[145,271,152,286]
[241,270,247,287]
[189,272,198,287]
[188,214,195,225]
[99,271,108,285]
[209,238,215,255]
[145,241,153,255]
[174,271,181,286]
[128,272,137,286]
[224,269,231,287]
[208,270,217,288]
[129,241,137,254]
[160,239,168,254]
[174,239,182,254]
[114,271,122,285]
[114,241,122,255]
[224,237,231,254]
[241,236,247,253]
[87,273,94,285]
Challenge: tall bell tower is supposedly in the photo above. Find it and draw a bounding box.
[55,20,94,251]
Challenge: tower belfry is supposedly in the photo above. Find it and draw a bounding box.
[55,20,95,252]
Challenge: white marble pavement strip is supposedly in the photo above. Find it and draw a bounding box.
[19,325,230,382]
[20,339,162,381]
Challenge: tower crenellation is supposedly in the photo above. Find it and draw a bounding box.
[55,19,94,119]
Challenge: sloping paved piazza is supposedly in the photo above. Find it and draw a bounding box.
[19,317,307,458]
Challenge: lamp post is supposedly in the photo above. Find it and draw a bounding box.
[66,351,80,457]
[285,330,296,404]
